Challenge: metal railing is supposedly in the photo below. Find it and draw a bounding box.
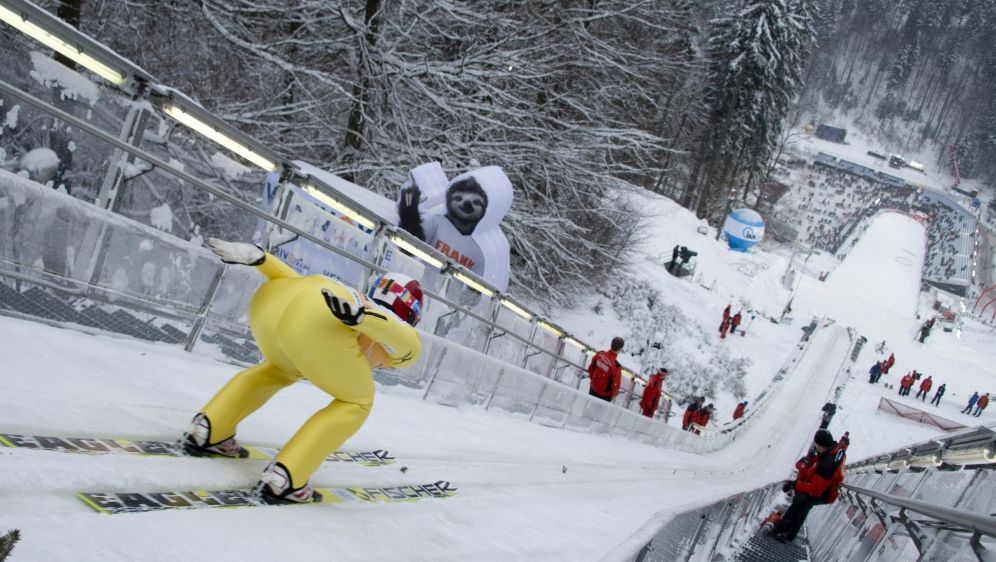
[841,483,996,539]
[632,426,996,561]
[633,481,789,562]
[846,425,996,473]
[805,431,996,561]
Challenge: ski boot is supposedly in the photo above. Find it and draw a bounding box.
[180,413,246,458]
[257,462,322,504]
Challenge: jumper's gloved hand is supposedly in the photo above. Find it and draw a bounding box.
[781,480,795,493]
[322,288,365,326]
[206,238,265,266]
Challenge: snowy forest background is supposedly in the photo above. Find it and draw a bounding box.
[3,0,995,304]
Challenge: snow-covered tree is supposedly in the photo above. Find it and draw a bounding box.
[599,275,751,404]
[36,0,719,303]
[688,0,815,220]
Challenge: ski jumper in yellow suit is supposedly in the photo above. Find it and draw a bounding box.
[198,254,420,488]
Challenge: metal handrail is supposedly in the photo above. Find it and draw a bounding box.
[847,425,996,472]
[842,483,996,539]
[2,0,154,86]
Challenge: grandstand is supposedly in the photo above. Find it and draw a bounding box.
[812,151,907,188]
[775,156,977,297]
[916,190,977,296]
[774,161,915,255]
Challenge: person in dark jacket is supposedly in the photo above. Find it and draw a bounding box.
[930,383,946,406]
[771,429,846,543]
[917,318,935,343]
[587,337,624,402]
[961,392,980,414]
[868,361,883,384]
[819,402,837,429]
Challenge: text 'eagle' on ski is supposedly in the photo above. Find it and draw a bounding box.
[79,481,459,514]
[0,433,395,466]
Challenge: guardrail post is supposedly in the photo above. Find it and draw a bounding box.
[480,297,504,356]
[184,264,227,352]
[420,347,448,400]
[259,166,296,250]
[79,89,152,287]
[546,337,566,379]
[482,368,506,411]
[367,227,390,272]
[521,320,540,369]
[95,84,151,212]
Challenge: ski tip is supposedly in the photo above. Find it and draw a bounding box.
[77,493,111,514]
[435,481,459,496]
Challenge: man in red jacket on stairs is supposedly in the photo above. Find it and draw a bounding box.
[771,429,846,543]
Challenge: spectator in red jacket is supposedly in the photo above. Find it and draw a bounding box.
[732,400,748,420]
[771,429,846,543]
[730,311,743,335]
[682,396,703,430]
[719,316,731,339]
[691,403,714,434]
[915,376,933,401]
[974,393,990,417]
[882,353,895,374]
[639,368,666,418]
[898,372,914,396]
[587,337,624,402]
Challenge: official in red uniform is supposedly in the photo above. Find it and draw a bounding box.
[639,368,666,417]
[771,429,846,543]
[587,337,624,402]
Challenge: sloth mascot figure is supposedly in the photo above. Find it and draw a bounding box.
[397,163,513,293]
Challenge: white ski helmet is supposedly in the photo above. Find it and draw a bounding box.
[366,272,424,327]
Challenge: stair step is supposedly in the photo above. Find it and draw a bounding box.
[734,530,809,562]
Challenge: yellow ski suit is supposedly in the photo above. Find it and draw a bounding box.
[199,254,420,487]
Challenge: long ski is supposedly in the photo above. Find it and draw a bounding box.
[78,481,458,514]
[0,433,394,467]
